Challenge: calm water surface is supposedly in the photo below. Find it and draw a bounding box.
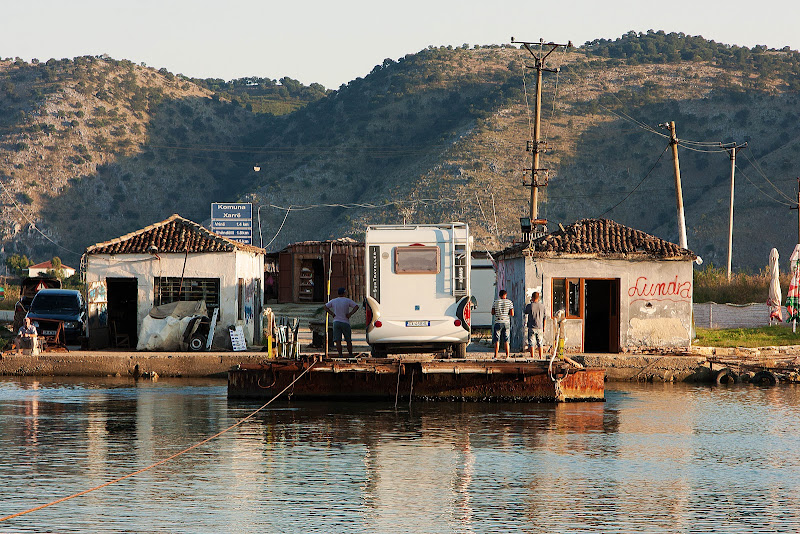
[1,377,800,533]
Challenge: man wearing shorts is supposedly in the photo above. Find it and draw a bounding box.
[324,287,359,358]
[491,289,514,359]
[524,292,547,359]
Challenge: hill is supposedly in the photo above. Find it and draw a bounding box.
[1,31,799,271]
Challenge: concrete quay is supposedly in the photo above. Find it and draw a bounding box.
[2,345,799,383]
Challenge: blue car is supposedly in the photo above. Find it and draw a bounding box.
[26,289,86,343]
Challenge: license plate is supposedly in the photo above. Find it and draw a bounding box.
[43,330,56,336]
[405,321,430,327]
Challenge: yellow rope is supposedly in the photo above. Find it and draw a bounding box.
[0,360,317,523]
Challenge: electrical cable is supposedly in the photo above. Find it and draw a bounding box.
[735,164,794,207]
[522,66,533,141]
[264,207,291,249]
[741,151,796,203]
[0,176,82,256]
[596,145,669,218]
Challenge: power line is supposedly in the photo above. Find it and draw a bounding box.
[735,164,795,207]
[741,151,795,203]
[596,145,669,218]
[0,178,82,256]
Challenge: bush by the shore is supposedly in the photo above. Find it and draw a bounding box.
[694,264,790,305]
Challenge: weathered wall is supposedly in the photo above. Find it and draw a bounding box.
[507,256,694,352]
[496,256,526,349]
[86,250,264,347]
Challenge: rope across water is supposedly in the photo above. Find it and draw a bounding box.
[0,360,318,523]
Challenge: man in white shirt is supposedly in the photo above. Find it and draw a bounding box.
[324,287,359,358]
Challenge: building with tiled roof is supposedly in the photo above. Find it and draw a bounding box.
[494,219,697,353]
[86,214,264,255]
[499,219,696,260]
[28,260,76,278]
[84,214,265,350]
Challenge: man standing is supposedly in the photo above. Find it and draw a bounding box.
[324,287,359,358]
[491,289,514,359]
[524,292,547,359]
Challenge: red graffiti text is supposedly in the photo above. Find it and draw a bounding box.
[628,276,691,300]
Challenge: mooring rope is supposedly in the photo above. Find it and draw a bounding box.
[0,360,318,523]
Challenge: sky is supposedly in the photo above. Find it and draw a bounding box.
[1,0,799,89]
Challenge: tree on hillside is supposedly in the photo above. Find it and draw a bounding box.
[5,254,31,277]
[46,256,65,280]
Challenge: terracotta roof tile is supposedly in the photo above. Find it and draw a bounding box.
[85,214,265,255]
[499,219,695,260]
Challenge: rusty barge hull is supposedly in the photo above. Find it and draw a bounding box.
[228,360,605,402]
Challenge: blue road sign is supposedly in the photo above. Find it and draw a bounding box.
[211,203,253,245]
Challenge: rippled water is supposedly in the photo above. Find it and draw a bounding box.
[2,377,800,533]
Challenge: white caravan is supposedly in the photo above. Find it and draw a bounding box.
[364,223,472,357]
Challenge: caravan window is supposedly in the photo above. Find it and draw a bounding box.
[395,246,440,274]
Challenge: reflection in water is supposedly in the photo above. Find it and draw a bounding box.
[2,378,800,532]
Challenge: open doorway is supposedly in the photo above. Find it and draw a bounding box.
[311,259,325,302]
[107,277,138,348]
[583,279,620,353]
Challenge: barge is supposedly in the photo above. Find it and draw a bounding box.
[227,357,605,402]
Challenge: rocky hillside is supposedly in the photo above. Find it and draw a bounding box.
[1,32,799,270]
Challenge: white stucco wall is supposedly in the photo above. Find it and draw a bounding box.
[498,255,694,352]
[87,250,264,347]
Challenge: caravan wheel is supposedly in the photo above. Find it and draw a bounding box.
[453,342,467,359]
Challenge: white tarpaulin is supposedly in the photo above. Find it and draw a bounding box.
[137,300,208,351]
[768,248,783,324]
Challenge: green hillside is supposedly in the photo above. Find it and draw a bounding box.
[0,32,798,271]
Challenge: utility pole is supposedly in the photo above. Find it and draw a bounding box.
[793,177,800,245]
[723,142,747,281]
[662,121,688,249]
[512,37,572,238]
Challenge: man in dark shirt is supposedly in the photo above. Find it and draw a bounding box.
[524,292,546,359]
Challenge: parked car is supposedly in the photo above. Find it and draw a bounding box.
[26,289,86,343]
[12,277,62,333]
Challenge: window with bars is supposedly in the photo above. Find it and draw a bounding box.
[154,278,220,311]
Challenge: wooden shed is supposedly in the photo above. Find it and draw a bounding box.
[271,238,365,304]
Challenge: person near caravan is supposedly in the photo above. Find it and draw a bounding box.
[524,291,547,360]
[491,289,514,358]
[324,287,359,358]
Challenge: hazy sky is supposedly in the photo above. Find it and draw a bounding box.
[1,0,797,89]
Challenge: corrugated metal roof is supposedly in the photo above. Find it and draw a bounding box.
[85,214,265,255]
[499,218,696,260]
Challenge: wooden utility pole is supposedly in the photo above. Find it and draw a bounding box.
[663,121,688,249]
[794,177,800,245]
[512,37,572,237]
[724,143,747,281]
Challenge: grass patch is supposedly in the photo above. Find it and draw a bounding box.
[695,325,800,347]
[693,264,790,304]
[0,285,19,310]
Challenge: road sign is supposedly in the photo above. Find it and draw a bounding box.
[211,203,252,245]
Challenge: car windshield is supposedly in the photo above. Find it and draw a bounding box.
[31,294,80,314]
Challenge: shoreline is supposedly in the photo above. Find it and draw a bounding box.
[2,346,798,383]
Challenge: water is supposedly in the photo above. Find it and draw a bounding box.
[2,378,800,533]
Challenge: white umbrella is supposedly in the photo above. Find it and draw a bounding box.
[768,248,782,325]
